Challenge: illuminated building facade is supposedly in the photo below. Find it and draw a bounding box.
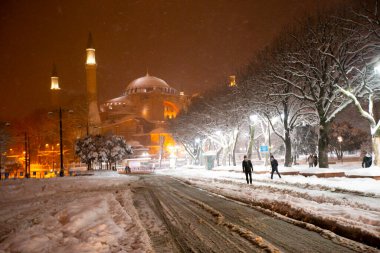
[100,73,190,156]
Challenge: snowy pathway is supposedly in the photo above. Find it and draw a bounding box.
[157,168,380,249]
[132,175,361,253]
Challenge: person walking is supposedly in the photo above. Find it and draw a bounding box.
[362,153,372,168]
[242,155,253,184]
[270,155,281,179]
[307,154,314,168]
[313,154,318,167]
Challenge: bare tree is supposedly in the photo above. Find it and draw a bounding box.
[331,0,380,165]
[238,36,317,167]
[266,13,367,167]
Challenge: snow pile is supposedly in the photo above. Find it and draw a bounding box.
[92,170,125,177]
[345,166,380,176]
[204,162,380,177]
[0,176,153,253]
[177,164,205,170]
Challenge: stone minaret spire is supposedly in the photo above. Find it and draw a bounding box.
[50,63,61,107]
[85,33,101,133]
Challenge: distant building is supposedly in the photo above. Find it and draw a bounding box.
[82,34,191,157]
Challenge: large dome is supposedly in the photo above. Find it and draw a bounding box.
[125,73,177,95]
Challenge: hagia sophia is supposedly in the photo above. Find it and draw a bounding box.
[52,34,191,157]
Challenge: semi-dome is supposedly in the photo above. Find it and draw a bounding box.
[125,73,177,95]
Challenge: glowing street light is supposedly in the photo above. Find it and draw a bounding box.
[249,114,258,122]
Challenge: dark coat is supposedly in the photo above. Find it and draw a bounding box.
[362,155,372,168]
[270,159,278,170]
[242,160,253,173]
[313,155,318,166]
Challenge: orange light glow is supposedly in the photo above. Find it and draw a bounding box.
[150,132,176,155]
[86,48,96,65]
[51,76,60,90]
[163,101,179,119]
[229,75,236,87]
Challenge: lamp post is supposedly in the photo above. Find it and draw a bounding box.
[59,107,64,177]
[49,107,72,177]
[24,132,29,178]
[337,136,343,163]
[248,115,257,160]
[0,122,10,180]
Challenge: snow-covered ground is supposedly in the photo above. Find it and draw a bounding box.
[1,165,379,252]
[157,163,380,243]
[0,171,153,253]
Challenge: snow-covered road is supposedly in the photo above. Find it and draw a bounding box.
[132,175,363,253]
[157,168,380,250]
[0,171,378,253]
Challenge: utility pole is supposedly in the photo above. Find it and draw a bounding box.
[59,107,64,177]
[27,134,31,177]
[24,132,28,178]
[0,142,2,180]
[268,119,271,153]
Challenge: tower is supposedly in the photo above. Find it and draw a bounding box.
[85,33,101,133]
[50,64,61,107]
[229,75,236,87]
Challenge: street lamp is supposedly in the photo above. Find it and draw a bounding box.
[249,114,258,122]
[59,107,64,176]
[49,107,73,177]
[337,136,343,163]
[248,114,258,160]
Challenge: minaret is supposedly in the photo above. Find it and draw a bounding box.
[229,75,236,87]
[50,63,61,107]
[85,33,101,133]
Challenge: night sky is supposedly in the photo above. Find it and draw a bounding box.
[0,0,341,120]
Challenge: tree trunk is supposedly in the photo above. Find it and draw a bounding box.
[220,147,229,166]
[216,147,222,166]
[282,101,292,167]
[372,136,380,166]
[334,149,340,160]
[196,145,202,165]
[181,142,196,164]
[254,143,261,160]
[318,120,330,168]
[292,141,299,165]
[232,130,240,166]
[247,125,255,160]
[284,130,292,167]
